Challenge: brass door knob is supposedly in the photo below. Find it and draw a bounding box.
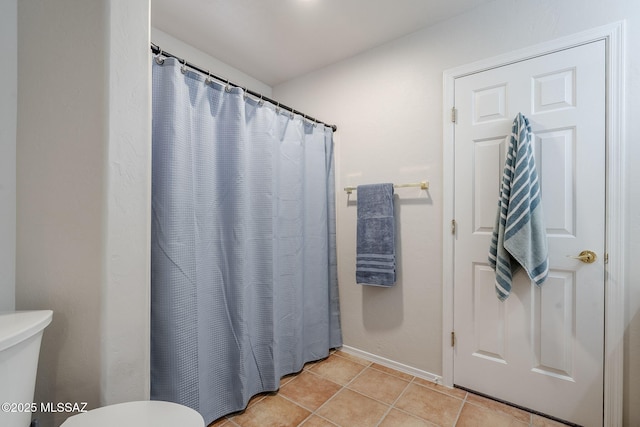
[569,250,597,264]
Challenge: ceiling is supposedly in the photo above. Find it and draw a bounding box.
[151,0,495,86]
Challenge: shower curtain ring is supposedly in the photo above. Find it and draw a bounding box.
[180,59,187,74]
[224,78,232,93]
[258,94,264,106]
[275,102,280,114]
[155,49,165,65]
[205,70,213,86]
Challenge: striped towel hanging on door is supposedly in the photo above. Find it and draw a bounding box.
[488,113,549,300]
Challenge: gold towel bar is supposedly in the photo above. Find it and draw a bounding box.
[344,181,429,195]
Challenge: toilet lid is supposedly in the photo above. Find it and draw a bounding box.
[60,401,205,427]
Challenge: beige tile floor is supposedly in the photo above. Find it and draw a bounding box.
[209,350,569,427]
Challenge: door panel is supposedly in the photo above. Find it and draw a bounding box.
[453,40,605,426]
[535,128,576,235]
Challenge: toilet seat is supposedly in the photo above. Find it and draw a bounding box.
[60,400,204,427]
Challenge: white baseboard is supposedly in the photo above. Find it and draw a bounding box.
[339,345,442,385]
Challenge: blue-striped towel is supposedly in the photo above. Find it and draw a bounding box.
[356,183,396,286]
[489,113,549,300]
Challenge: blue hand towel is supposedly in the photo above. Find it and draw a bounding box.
[489,113,549,300]
[356,183,396,286]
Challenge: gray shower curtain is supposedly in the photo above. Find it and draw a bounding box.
[150,56,342,424]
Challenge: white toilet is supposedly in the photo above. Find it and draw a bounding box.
[60,400,205,427]
[0,310,53,427]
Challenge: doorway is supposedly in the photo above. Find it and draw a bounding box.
[442,22,625,426]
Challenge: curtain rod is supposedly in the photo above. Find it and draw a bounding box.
[150,43,337,132]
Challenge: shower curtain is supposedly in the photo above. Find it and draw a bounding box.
[150,57,342,423]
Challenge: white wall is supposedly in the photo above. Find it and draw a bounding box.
[0,0,17,311]
[17,3,105,423]
[16,1,151,426]
[273,0,640,424]
[151,28,273,97]
[101,0,151,406]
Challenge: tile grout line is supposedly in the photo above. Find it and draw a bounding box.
[300,357,371,426]
[451,390,469,426]
[308,356,417,427]
[341,362,412,425]
[315,356,462,426]
[373,377,416,427]
[396,377,469,426]
[279,366,343,426]
[274,381,340,426]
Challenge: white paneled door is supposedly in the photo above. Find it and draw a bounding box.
[453,40,605,426]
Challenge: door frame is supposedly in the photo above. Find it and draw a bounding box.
[442,22,625,426]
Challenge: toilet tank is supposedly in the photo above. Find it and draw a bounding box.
[0,310,53,427]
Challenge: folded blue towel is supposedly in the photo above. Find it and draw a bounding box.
[356,183,396,286]
[489,113,549,300]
